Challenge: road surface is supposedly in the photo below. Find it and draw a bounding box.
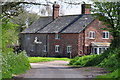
[14,61,108,79]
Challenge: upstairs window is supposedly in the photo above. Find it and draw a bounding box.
[43,45,47,52]
[55,34,60,39]
[55,45,60,52]
[67,46,72,53]
[102,31,109,39]
[89,31,95,39]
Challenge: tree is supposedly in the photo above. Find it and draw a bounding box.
[92,2,120,48]
[0,0,52,18]
[11,11,40,31]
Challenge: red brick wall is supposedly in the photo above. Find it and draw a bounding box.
[48,19,112,57]
[82,19,112,54]
[48,33,79,57]
[78,31,85,56]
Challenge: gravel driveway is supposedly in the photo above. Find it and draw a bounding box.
[14,61,108,79]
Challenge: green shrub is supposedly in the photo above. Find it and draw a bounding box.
[69,47,120,78]
[1,15,30,79]
[2,51,31,79]
[69,55,98,67]
[69,56,79,65]
[98,48,120,71]
[84,53,107,67]
[0,53,2,80]
[2,54,12,78]
[69,47,120,69]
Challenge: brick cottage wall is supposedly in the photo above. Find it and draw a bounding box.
[47,19,113,57]
[78,31,85,56]
[48,33,79,58]
[83,19,112,54]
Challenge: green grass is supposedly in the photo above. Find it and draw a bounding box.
[28,57,70,63]
[96,69,120,78]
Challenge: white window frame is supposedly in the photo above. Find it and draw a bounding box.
[55,34,60,39]
[55,45,60,52]
[43,45,47,52]
[67,46,72,53]
[89,31,95,39]
[102,31,109,39]
[92,47,108,55]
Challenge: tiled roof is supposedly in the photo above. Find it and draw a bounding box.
[21,17,53,33]
[21,14,95,34]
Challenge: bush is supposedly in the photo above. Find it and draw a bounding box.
[98,48,120,71]
[69,55,98,67]
[69,56,79,65]
[69,47,120,78]
[69,47,120,69]
[1,17,31,79]
[84,50,109,66]
[2,51,31,79]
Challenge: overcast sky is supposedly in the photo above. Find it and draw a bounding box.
[26,0,93,16]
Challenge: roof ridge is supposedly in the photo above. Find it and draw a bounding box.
[59,14,92,17]
[38,14,92,18]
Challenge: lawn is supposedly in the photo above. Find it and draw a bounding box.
[28,57,70,63]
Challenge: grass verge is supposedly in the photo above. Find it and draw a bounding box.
[96,69,120,78]
[28,57,70,63]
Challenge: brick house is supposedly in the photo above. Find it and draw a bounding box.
[21,3,112,58]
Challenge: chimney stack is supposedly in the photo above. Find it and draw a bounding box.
[53,2,60,19]
[81,4,91,14]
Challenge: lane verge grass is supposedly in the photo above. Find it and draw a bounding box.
[28,57,70,63]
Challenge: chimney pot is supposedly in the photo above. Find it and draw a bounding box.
[81,4,91,14]
[53,2,60,20]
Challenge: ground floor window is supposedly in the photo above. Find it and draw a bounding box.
[92,47,108,55]
[67,46,72,53]
[55,45,60,52]
[43,45,47,52]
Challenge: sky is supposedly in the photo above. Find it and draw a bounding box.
[26,0,93,16]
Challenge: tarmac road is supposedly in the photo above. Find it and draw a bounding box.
[14,61,108,79]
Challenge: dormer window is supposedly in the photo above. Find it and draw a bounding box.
[55,33,60,39]
[102,31,109,39]
[89,31,95,39]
